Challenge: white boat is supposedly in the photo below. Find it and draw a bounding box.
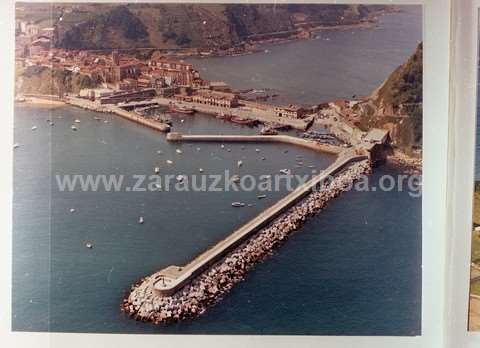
[13,143,20,149]
[157,150,163,154]
[154,167,160,174]
[85,242,93,249]
[231,202,245,207]
[176,149,183,154]
[196,147,201,151]
[154,183,162,190]
[199,168,204,173]
[257,195,267,199]
[176,175,184,182]
[69,208,76,213]
[138,216,144,224]
[255,148,260,153]
[237,160,243,167]
[231,174,240,183]
[31,126,37,131]
[71,125,78,131]
[279,169,291,175]
[221,144,225,149]
[74,119,81,123]
[166,160,173,165]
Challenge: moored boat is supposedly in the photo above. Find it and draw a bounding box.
[169,103,195,114]
[231,202,245,207]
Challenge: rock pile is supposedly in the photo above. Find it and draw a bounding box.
[123,160,371,324]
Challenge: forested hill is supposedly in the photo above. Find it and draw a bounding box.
[17,3,389,50]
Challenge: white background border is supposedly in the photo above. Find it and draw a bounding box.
[447,0,480,347]
[0,1,453,347]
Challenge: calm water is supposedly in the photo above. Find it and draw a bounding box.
[187,7,422,105]
[13,7,422,335]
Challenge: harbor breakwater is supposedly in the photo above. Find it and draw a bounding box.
[123,159,371,324]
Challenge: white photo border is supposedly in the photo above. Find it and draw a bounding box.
[0,1,452,348]
[447,0,480,347]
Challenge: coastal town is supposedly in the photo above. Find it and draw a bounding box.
[15,24,394,166]
[13,4,424,330]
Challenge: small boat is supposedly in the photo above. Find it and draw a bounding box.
[104,120,109,124]
[279,169,291,175]
[176,149,183,154]
[227,148,231,152]
[169,104,195,114]
[157,150,163,154]
[196,147,201,151]
[74,119,81,123]
[31,126,37,131]
[255,148,260,153]
[231,202,245,207]
[260,127,278,135]
[85,242,93,249]
[261,157,266,160]
[176,175,185,182]
[237,160,243,167]
[221,144,225,149]
[154,167,160,174]
[69,208,76,213]
[230,116,258,126]
[180,119,185,123]
[13,143,20,149]
[257,194,267,199]
[94,117,102,121]
[71,125,78,131]
[199,168,204,173]
[154,183,162,190]
[49,122,54,126]
[138,216,144,224]
[166,160,173,165]
[231,174,240,183]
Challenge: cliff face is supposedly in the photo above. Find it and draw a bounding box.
[354,43,423,153]
[16,66,102,96]
[28,3,388,50]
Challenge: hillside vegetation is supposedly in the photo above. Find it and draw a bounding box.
[17,3,388,50]
[354,43,423,153]
[16,66,102,96]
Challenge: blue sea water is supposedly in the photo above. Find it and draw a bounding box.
[12,6,422,335]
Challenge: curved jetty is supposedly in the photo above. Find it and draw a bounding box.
[123,157,370,324]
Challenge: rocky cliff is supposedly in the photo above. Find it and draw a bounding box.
[354,43,422,153]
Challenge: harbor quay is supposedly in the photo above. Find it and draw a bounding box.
[123,158,371,324]
[166,132,344,155]
[153,96,313,131]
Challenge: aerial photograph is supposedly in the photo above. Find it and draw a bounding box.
[13,3,422,335]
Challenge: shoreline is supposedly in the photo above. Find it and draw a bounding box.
[16,97,66,108]
[387,150,422,174]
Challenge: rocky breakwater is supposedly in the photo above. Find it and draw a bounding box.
[123,160,371,324]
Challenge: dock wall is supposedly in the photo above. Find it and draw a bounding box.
[166,133,344,155]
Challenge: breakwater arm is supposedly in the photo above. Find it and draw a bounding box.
[123,156,370,324]
[167,132,344,155]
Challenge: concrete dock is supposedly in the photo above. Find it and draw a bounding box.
[166,132,344,155]
[151,152,368,296]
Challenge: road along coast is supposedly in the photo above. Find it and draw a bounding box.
[123,159,371,324]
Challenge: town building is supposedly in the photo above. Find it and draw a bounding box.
[274,105,306,119]
[191,90,239,108]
